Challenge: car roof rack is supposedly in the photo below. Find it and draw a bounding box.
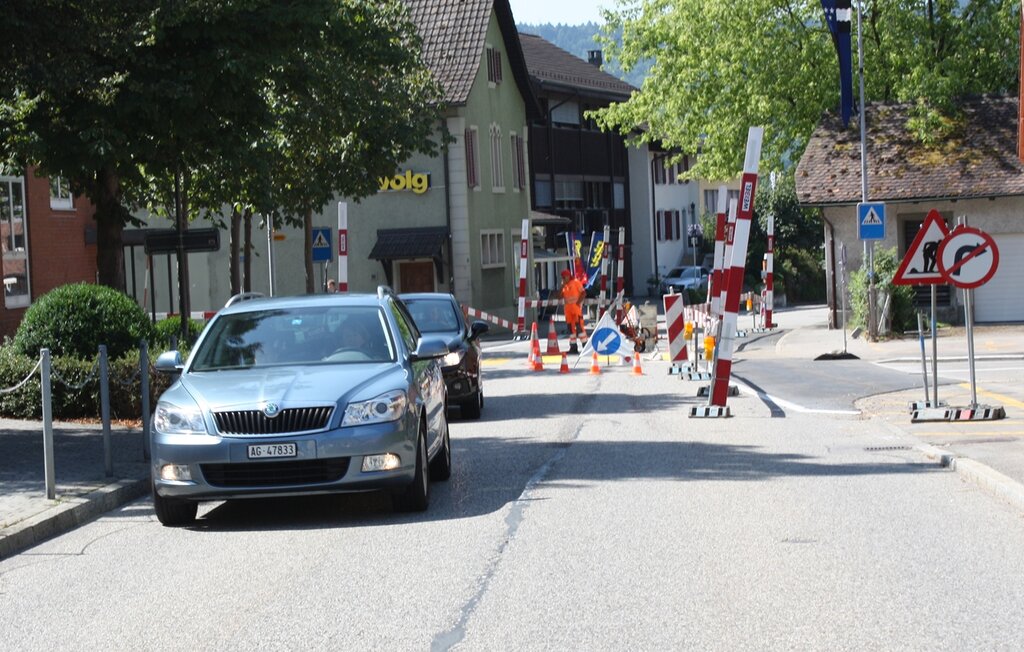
[376,285,396,300]
[224,291,264,308]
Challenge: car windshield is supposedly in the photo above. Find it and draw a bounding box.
[669,267,703,280]
[405,299,461,333]
[190,305,394,370]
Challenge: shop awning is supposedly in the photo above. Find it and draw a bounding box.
[368,226,448,260]
[530,211,572,227]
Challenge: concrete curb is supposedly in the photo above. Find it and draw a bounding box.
[0,476,149,561]
[916,443,1024,513]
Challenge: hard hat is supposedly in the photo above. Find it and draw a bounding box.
[560,269,571,277]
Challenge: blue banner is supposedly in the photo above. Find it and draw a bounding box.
[821,0,855,127]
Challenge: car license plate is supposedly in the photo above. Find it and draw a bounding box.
[247,442,297,459]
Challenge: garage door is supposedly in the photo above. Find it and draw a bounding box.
[974,233,1024,322]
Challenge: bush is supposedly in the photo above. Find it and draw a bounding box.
[777,248,826,303]
[14,283,153,359]
[153,316,205,349]
[849,246,916,334]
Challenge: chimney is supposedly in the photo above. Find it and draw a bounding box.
[587,50,603,67]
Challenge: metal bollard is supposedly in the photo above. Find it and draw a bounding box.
[99,345,112,477]
[140,340,151,462]
[40,349,56,500]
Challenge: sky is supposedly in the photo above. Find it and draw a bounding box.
[508,0,607,25]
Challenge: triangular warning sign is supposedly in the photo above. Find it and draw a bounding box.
[312,231,330,248]
[862,208,882,226]
[892,209,950,285]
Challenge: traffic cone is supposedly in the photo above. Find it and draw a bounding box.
[559,353,570,374]
[526,322,539,368]
[589,352,601,375]
[632,354,644,376]
[531,327,544,371]
[546,324,561,355]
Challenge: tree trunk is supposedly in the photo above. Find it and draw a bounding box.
[243,208,253,292]
[91,166,127,290]
[304,208,314,294]
[229,205,241,295]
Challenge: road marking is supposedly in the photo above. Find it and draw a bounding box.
[914,430,1024,437]
[734,383,860,415]
[958,383,1024,409]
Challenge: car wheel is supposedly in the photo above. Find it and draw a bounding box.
[393,424,430,512]
[429,413,452,481]
[460,389,482,420]
[152,480,197,527]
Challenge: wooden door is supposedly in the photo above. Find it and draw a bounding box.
[399,261,435,293]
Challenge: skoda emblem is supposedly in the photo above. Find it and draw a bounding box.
[262,402,281,418]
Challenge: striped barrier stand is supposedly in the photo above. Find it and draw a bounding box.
[690,405,730,418]
[462,305,516,331]
[948,405,1006,421]
[663,292,690,374]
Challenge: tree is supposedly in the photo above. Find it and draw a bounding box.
[592,0,1019,180]
[1,0,441,295]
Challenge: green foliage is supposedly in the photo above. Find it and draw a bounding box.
[0,345,172,420]
[13,283,152,359]
[152,317,205,350]
[848,246,916,334]
[592,0,1019,180]
[777,248,826,303]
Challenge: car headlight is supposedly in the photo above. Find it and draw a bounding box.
[442,350,465,367]
[154,402,207,435]
[342,390,407,426]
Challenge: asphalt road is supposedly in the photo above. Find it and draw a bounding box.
[2,340,1024,649]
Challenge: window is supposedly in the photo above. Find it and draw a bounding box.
[613,182,625,209]
[554,179,583,210]
[49,175,73,210]
[657,210,682,242]
[584,181,608,209]
[465,127,480,189]
[490,124,504,191]
[510,133,526,191]
[551,101,580,126]
[656,158,690,185]
[486,46,503,84]
[534,179,552,207]
[1,175,31,308]
[480,230,505,268]
[703,188,742,215]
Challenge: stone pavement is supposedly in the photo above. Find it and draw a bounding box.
[0,303,1020,559]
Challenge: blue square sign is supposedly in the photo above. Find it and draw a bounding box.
[857,202,885,241]
[311,227,332,262]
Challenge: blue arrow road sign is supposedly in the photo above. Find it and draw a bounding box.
[591,327,622,355]
[311,227,332,262]
[857,202,885,241]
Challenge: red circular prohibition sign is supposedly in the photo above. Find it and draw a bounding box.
[936,226,1000,289]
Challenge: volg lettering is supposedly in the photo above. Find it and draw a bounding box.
[378,170,430,194]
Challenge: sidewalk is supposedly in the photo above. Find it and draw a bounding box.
[766,305,1024,511]
[0,419,150,560]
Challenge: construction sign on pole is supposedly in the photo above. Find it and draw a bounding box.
[337,202,349,292]
[710,186,728,320]
[709,127,763,409]
[516,218,529,337]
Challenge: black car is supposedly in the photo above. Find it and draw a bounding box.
[402,292,488,419]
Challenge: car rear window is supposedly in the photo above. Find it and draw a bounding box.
[405,299,460,333]
[190,306,394,370]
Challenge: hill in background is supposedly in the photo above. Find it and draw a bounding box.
[516,22,651,89]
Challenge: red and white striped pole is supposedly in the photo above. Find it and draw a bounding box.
[516,218,529,336]
[710,186,728,320]
[600,224,610,311]
[720,199,738,322]
[337,202,349,292]
[765,213,775,328]
[711,127,763,407]
[615,226,625,322]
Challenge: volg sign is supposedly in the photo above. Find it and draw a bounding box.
[378,170,430,195]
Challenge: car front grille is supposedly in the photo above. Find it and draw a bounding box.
[201,458,350,487]
[213,406,334,435]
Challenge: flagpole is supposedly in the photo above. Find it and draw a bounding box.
[856,0,876,340]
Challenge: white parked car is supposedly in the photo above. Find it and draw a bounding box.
[660,266,711,294]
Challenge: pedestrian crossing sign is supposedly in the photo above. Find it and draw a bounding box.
[857,202,885,241]
[311,227,332,262]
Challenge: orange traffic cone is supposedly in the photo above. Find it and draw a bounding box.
[632,354,644,376]
[531,330,544,371]
[559,353,570,374]
[546,324,561,355]
[526,322,539,368]
[589,351,601,375]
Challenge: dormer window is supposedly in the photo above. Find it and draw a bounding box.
[50,175,73,210]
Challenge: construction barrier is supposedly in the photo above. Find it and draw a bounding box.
[462,305,516,331]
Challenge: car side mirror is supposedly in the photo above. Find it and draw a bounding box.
[154,350,184,374]
[411,337,448,361]
[468,320,489,340]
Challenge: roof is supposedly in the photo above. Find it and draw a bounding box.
[795,95,1024,206]
[405,0,539,117]
[369,226,449,260]
[518,32,635,100]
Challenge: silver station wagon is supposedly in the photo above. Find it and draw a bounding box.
[149,288,450,526]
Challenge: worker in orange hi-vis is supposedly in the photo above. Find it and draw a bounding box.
[560,269,587,354]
